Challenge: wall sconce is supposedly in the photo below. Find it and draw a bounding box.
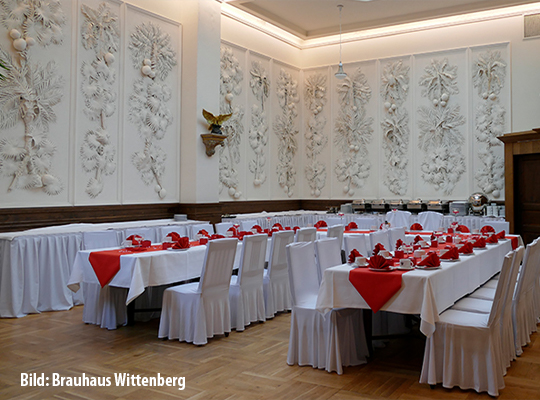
[201,133,226,157]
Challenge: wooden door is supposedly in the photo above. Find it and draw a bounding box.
[514,153,540,244]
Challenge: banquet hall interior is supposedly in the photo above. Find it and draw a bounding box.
[2,0,540,398]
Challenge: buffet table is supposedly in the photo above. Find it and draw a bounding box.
[315,238,514,338]
[0,219,204,318]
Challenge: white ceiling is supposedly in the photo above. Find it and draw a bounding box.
[225,0,540,39]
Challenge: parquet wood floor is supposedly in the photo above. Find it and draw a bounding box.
[1,307,540,399]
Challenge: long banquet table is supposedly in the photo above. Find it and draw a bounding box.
[316,238,515,337]
[0,219,205,318]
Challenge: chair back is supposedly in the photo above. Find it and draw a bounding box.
[295,227,316,242]
[159,225,187,241]
[385,210,411,229]
[240,219,259,231]
[198,238,238,294]
[215,222,234,235]
[237,234,267,287]
[487,250,516,326]
[286,241,319,307]
[315,238,342,282]
[82,230,119,250]
[327,224,345,249]
[389,227,406,250]
[190,223,215,239]
[353,216,378,230]
[369,230,391,255]
[513,240,538,303]
[124,227,155,243]
[418,211,444,231]
[344,235,369,259]
[268,230,295,279]
[325,216,343,226]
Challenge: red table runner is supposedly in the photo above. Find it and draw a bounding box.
[348,268,409,313]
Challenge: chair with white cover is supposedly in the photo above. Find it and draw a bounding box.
[420,250,516,396]
[353,216,379,230]
[388,227,407,251]
[385,210,411,229]
[512,240,539,355]
[229,234,267,331]
[190,223,215,239]
[314,238,342,283]
[215,222,234,235]
[240,219,259,231]
[286,241,368,374]
[343,235,369,260]
[158,238,238,345]
[369,230,391,255]
[327,224,345,248]
[325,216,343,227]
[160,225,187,241]
[81,231,127,329]
[263,230,295,318]
[417,211,444,231]
[295,227,317,242]
[124,227,155,243]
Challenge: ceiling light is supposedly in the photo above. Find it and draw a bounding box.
[335,4,347,79]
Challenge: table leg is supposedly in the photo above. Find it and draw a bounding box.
[363,309,373,358]
[127,302,135,326]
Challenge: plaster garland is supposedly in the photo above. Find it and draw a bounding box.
[219,46,243,199]
[79,2,119,198]
[274,68,299,197]
[0,0,65,195]
[127,21,176,200]
[334,67,373,197]
[304,72,327,197]
[248,60,269,186]
[472,50,506,199]
[417,58,466,195]
[380,60,410,195]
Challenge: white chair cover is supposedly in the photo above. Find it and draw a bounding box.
[327,225,345,249]
[190,223,215,239]
[369,230,391,255]
[158,238,238,345]
[124,227,155,243]
[420,250,516,396]
[325,216,343,226]
[263,230,295,318]
[388,227,407,251]
[417,211,444,231]
[229,234,267,331]
[240,219,259,231]
[385,210,411,229]
[353,216,379,230]
[512,240,539,355]
[480,221,510,234]
[82,230,119,250]
[343,235,369,259]
[295,227,317,242]
[314,238,342,283]
[286,241,368,374]
[159,225,187,241]
[215,222,234,235]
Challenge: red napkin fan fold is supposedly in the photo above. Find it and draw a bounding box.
[172,237,190,249]
[368,254,391,269]
[347,222,358,230]
[395,239,404,249]
[373,243,386,255]
[473,237,487,248]
[440,247,459,260]
[481,225,496,234]
[348,249,363,263]
[198,229,210,237]
[252,225,263,233]
[456,225,470,233]
[417,253,440,267]
[458,242,474,254]
[166,232,181,241]
[314,220,327,228]
[487,234,499,244]
[410,223,423,231]
[497,230,506,239]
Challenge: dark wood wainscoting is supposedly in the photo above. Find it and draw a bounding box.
[0,199,352,233]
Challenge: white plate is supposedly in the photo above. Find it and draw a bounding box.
[167,247,189,251]
[369,267,393,272]
[460,252,475,256]
[395,266,414,271]
[441,257,460,262]
[415,265,441,270]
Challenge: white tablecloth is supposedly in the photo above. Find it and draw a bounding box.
[0,219,204,318]
[316,239,514,337]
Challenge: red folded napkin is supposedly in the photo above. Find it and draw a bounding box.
[395,239,404,249]
[284,226,292,230]
[172,237,190,249]
[252,225,263,233]
[373,243,386,255]
[458,242,474,254]
[198,229,210,237]
[497,230,506,239]
[227,227,238,236]
[440,247,459,260]
[481,225,496,234]
[273,223,284,230]
[314,220,327,228]
[417,253,440,267]
[210,234,225,240]
[237,231,253,240]
[347,222,358,230]
[166,232,181,241]
[473,237,486,248]
[293,226,300,232]
[368,254,391,269]
[126,234,143,241]
[410,223,423,231]
[487,234,499,244]
[413,235,423,244]
[348,249,363,263]
[456,225,470,233]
